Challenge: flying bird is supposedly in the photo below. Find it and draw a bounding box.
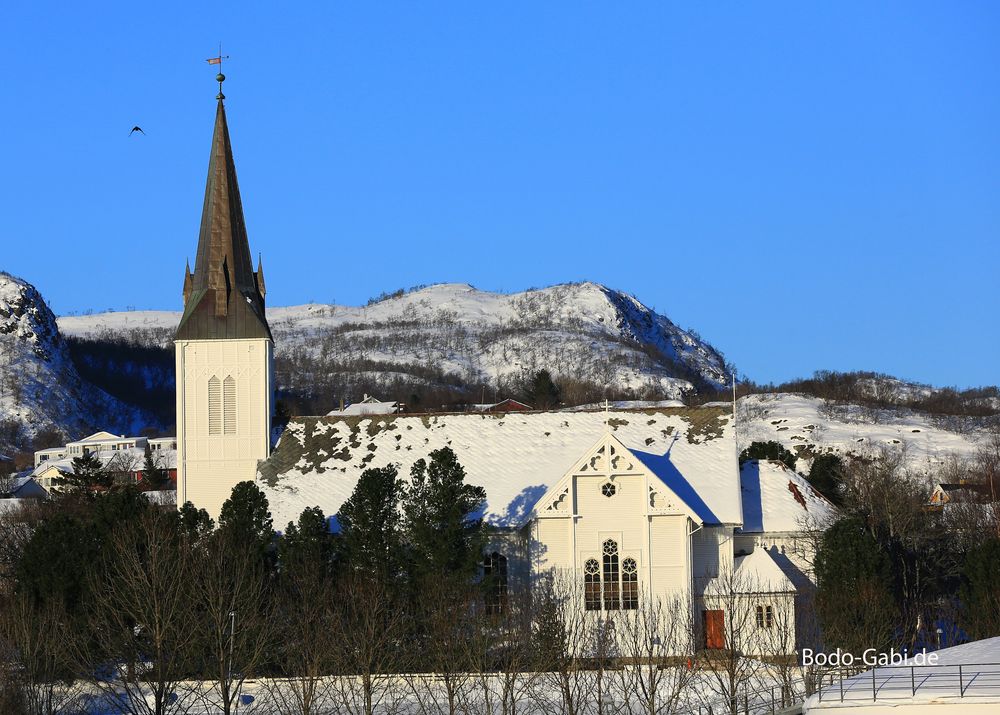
[129,126,145,136]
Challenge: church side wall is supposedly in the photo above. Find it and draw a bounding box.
[648,514,691,603]
[533,517,572,572]
[176,337,272,518]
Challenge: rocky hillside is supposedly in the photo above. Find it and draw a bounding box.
[59,282,733,411]
[0,272,147,453]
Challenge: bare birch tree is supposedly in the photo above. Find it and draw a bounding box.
[614,590,695,715]
[530,570,595,715]
[83,509,197,715]
[261,562,337,715]
[693,566,767,715]
[328,575,407,715]
[0,592,81,715]
[191,530,276,715]
[405,580,478,715]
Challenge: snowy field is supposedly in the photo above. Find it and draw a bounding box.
[40,663,811,715]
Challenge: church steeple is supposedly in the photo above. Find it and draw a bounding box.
[176,82,271,341]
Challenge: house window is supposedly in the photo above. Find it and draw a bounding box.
[223,375,237,435]
[584,559,601,611]
[622,557,638,610]
[756,604,774,628]
[602,539,620,610]
[601,482,617,498]
[483,552,508,614]
[208,376,222,435]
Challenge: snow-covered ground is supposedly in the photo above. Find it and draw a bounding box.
[804,636,1000,713]
[736,393,983,483]
[55,662,813,715]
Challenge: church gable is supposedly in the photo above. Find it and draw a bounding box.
[531,433,702,525]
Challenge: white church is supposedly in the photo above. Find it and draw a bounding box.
[175,79,835,654]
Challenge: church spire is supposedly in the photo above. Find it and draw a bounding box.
[176,76,271,341]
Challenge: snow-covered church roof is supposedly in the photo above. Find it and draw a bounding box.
[258,407,741,529]
[738,459,837,533]
[702,548,796,596]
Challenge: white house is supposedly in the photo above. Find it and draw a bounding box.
[34,432,178,468]
[28,440,177,493]
[326,395,402,417]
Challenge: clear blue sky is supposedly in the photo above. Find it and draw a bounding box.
[2,2,997,388]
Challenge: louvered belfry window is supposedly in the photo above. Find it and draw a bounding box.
[223,376,237,435]
[208,376,222,435]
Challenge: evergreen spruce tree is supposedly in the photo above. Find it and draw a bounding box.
[959,537,1000,639]
[140,444,168,490]
[807,453,845,505]
[61,450,111,492]
[337,466,404,581]
[525,369,561,409]
[15,514,100,613]
[814,516,898,653]
[15,487,149,614]
[403,447,486,582]
[219,481,274,559]
[90,485,149,538]
[739,440,798,471]
[177,501,215,541]
[280,506,335,575]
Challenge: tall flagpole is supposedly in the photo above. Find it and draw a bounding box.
[732,372,738,444]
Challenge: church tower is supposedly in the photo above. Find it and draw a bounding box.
[175,74,273,518]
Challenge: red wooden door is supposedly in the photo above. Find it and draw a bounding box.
[703,610,725,649]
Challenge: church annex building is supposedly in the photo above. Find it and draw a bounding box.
[174,80,835,655]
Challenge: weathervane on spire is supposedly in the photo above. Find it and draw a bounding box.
[206,43,230,100]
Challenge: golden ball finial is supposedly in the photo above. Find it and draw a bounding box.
[216,73,226,83]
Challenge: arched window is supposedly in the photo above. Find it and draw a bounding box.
[208,376,222,435]
[584,559,601,611]
[602,539,620,611]
[483,552,508,614]
[622,557,638,610]
[585,542,639,612]
[223,375,237,435]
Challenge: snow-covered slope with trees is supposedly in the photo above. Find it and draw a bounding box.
[735,393,984,484]
[58,282,732,403]
[0,272,146,450]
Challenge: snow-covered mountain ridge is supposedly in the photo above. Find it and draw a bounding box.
[0,272,146,449]
[59,282,732,400]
